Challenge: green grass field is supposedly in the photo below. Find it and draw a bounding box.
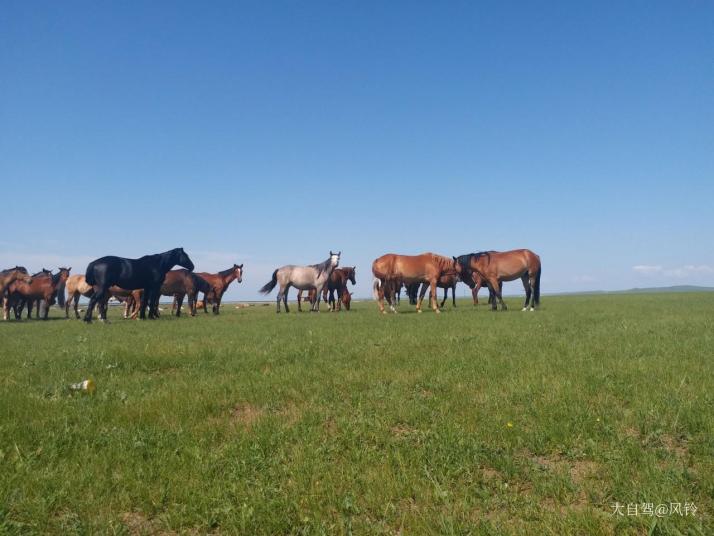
[1,293,712,535]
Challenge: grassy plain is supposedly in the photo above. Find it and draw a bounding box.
[1,293,712,535]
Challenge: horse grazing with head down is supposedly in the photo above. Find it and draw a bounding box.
[298,266,356,312]
[193,264,243,314]
[83,248,194,322]
[372,253,453,314]
[260,252,340,313]
[453,249,541,311]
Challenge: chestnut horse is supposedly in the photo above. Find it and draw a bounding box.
[162,269,213,317]
[453,249,541,311]
[4,268,70,320]
[106,287,143,319]
[406,269,460,308]
[193,264,243,314]
[372,253,453,314]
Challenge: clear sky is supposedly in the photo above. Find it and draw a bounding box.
[2,1,712,300]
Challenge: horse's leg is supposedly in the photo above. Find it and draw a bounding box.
[430,280,440,313]
[176,294,185,317]
[312,285,321,312]
[139,289,149,319]
[416,282,428,313]
[297,290,303,312]
[43,296,51,320]
[528,271,538,311]
[377,279,386,314]
[283,284,290,313]
[150,288,160,319]
[452,283,457,307]
[85,285,104,323]
[440,287,448,308]
[521,274,532,311]
[489,278,506,311]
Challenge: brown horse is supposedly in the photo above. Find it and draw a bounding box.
[4,268,71,320]
[453,249,541,311]
[323,267,356,311]
[469,271,497,306]
[0,267,32,297]
[372,253,453,313]
[162,270,214,317]
[297,285,353,312]
[106,286,143,319]
[65,274,95,319]
[194,264,243,314]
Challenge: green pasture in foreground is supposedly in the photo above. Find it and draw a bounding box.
[0,294,712,535]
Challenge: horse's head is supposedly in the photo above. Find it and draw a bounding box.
[233,264,244,283]
[341,288,352,310]
[453,256,466,278]
[329,251,341,268]
[345,266,356,285]
[57,267,71,282]
[14,267,33,284]
[175,248,195,271]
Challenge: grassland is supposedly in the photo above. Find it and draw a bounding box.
[1,293,712,535]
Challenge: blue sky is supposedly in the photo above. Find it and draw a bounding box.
[2,1,712,300]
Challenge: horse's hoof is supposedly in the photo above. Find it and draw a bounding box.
[522,307,527,311]
[417,309,422,314]
[435,309,441,314]
[530,308,535,312]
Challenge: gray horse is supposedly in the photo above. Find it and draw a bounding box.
[259,252,340,313]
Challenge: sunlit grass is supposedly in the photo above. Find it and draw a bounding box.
[1,294,712,534]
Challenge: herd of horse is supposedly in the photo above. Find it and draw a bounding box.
[0,247,541,322]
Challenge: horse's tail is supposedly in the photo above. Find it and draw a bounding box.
[85,261,96,286]
[259,269,278,295]
[56,279,66,307]
[372,278,381,300]
[533,265,542,306]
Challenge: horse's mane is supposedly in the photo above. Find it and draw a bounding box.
[310,257,334,278]
[218,265,237,277]
[32,269,51,277]
[430,254,457,274]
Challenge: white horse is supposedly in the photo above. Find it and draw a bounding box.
[259,252,340,313]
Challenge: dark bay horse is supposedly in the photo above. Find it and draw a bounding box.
[84,248,194,322]
[326,266,356,311]
[260,252,340,313]
[372,253,453,314]
[162,270,213,317]
[453,249,541,311]
[193,264,243,314]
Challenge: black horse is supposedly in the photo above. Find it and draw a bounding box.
[83,248,194,322]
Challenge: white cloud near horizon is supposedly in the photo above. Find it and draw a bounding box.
[632,264,714,279]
